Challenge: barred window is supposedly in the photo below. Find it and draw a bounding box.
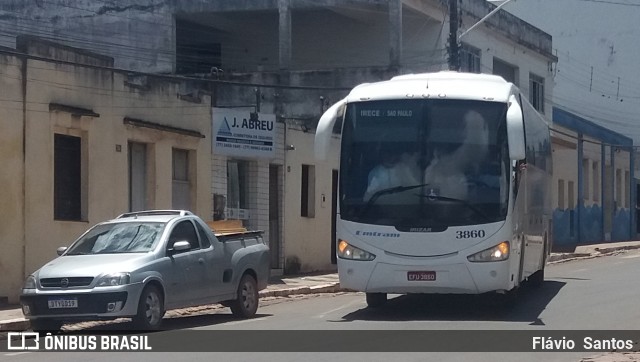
[529,73,545,113]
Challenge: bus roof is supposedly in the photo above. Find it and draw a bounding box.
[345,71,516,104]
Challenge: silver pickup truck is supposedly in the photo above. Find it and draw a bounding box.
[19,210,270,331]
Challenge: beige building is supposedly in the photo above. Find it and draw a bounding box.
[0,37,212,303]
[282,127,341,273]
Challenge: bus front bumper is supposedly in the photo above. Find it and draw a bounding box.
[337,257,513,294]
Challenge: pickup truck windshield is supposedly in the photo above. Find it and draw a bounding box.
[66,222,165,254]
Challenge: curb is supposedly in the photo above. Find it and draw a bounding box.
[0,318,29,332]
[591,244,640,255]
[259,283,344,298]
[548,244,640,264]
[548,253,591,263]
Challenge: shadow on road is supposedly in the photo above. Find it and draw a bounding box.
[338,280,565,324]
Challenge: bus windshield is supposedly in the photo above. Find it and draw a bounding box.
[339,99,510,230]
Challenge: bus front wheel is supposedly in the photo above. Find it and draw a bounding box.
[528,268,544,287]
[366,293,387,308]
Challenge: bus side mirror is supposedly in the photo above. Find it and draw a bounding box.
[506,95,526,161]
[314,99,346,161]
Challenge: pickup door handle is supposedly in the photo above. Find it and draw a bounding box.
[198,258,204,264]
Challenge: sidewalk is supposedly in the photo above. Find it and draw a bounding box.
[2,240,640,332]
[548,240,640,263]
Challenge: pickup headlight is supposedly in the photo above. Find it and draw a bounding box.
[338,240,376,261]
[23,275,37,289]
[467,241,510,262]
[96,273,131,287]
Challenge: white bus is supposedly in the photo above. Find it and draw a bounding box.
[315,72,552,307]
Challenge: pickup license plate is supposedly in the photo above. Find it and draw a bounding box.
[48,298,78,309]
[407,271,436,281]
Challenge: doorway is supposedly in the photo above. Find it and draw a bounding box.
[269,165,282,269]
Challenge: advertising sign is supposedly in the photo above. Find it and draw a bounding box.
[212,108,276,159]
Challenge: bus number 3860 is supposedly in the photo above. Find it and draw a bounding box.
[456,230,486,239]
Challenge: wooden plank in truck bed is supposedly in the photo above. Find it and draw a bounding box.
[207,219,254,237]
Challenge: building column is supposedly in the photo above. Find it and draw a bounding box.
[600,143,606,241]
[577,133,583,244]
[630,147,636,236]
[278,0,292,70]
[389,0,403,68]
[611,145,616,239]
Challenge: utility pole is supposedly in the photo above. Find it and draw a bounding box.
[448,0,460,71]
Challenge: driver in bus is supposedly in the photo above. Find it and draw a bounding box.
[423,110,490,201]
[363,147,420,201]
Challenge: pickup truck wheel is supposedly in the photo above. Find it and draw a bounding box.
[133,285,164,330]
[230,274,259,318]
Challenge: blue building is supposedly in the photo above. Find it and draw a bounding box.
[551,107,635,250]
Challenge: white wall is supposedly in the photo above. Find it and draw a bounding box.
[461,26,554,119]
[283,127,340,273]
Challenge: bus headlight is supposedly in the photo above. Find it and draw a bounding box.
[338,240,376,261]
[467,241,510,262]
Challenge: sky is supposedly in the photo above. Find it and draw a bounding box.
[502,0,640,143]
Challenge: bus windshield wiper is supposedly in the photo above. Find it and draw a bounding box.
[418,194,492,222]
[359,183,430,218]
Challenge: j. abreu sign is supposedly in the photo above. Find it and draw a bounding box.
[212,108,276,159]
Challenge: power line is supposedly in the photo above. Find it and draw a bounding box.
[474,61,640,136]
[576,0,640,6]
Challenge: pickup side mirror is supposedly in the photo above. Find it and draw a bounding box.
[314,99,346,161]
[57,247,68,256]
[169,240,191,254]
[506,95,526,161]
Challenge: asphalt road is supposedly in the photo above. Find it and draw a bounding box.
[3,249,640,362]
